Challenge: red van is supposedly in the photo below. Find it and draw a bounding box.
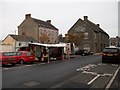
[0,52,17,66]
[15,51,35,64]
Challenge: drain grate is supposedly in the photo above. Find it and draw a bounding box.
[23,81,40,87]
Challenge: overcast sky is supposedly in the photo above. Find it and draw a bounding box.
[0,0,119,40]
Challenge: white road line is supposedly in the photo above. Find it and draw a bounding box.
[111,64,118,67]
[102,73,113,76]
[2,63,47,71]
[76,64,98,72]
[25,65,33,67]
[87,75,100,85]
[3,67,18,70]
[105,65,120,90]
[76,68,80,72]
[82,71,97,76]
[17,65,32,68]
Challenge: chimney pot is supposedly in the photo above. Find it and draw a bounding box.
[25,14,31,19]
[84,16,88,21]
[97,24,100,27]
[46,20,51,24]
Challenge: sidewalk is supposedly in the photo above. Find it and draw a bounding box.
[93,52,102,55]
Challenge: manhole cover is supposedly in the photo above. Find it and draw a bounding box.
[23,81,40,87]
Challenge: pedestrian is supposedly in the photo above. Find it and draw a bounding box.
[66,48,70,60]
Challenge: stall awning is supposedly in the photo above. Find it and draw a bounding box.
[29,43,66,47]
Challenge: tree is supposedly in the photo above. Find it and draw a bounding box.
[66,32,84,48]
[58,34,63,42]
[39,33,49,44]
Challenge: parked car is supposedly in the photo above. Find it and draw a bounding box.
[0,52,17,66]
[75,49,93,56]
[102,46,120,63]
[15,51,35,64]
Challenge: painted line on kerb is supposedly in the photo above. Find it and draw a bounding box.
[87,75,100,85]
[105,65,120,90]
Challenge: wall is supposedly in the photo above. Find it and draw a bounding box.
[38,27,58,44]
[2,35,15,45]
[18,18,38,41]
[18,18,58,44]
[0,45,15,52]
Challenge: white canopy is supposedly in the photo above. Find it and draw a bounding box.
[29,42,66,47]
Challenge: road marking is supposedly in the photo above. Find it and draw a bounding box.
[87,75,100,85]
[76,64,98,72]
[105,65,120,90]
[23,81,40,87]
[2,62,47,71]
[82,71,97,75]
[3,67,18,70]
[111,64,118,67]
[102,73,113,77]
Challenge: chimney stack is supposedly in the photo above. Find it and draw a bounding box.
[25,14,31,19]
[97,24,100,27]
[46,20,51,24]
[84,16,88,21]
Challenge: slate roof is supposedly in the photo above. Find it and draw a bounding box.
[9,34,37,42]
[68,17,109,37]
[85,20,109,36]
[32,18,58,30]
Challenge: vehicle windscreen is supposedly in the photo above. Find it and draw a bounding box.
[103,48,118,53]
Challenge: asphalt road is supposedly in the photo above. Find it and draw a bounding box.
[2,55,119,89]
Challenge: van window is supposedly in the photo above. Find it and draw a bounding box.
[26,52,32,56]
[11,52,17,56]
[3,52,14,56]
[17,52,23,56]
[3,52,10,56]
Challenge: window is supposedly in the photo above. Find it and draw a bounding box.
[3,52,14,56]
[3,52,10,56]
[84,32,88,39]
[19,43,21,46]
[94,33,97,39]
[103,48,118,53]
[11,52,17,56]
[26,52,32,56]
[75,26,85,32]
[17,52,23,56]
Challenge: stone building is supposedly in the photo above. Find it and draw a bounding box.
[109,36,120,47]
[18,14,59,44]
[1,34,37,52]
[66,16,109,53]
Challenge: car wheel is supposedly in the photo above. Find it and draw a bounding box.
[11,63,15,66]
[30,61,34,64]
[2,64,5,67]
[20,59,24,64]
